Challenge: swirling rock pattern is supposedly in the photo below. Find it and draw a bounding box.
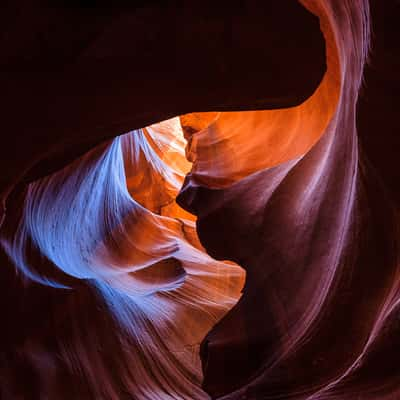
[1,1,399,399]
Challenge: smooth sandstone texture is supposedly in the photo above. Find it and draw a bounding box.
[1,1,399,400]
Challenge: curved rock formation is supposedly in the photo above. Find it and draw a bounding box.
[1,1,399,400]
